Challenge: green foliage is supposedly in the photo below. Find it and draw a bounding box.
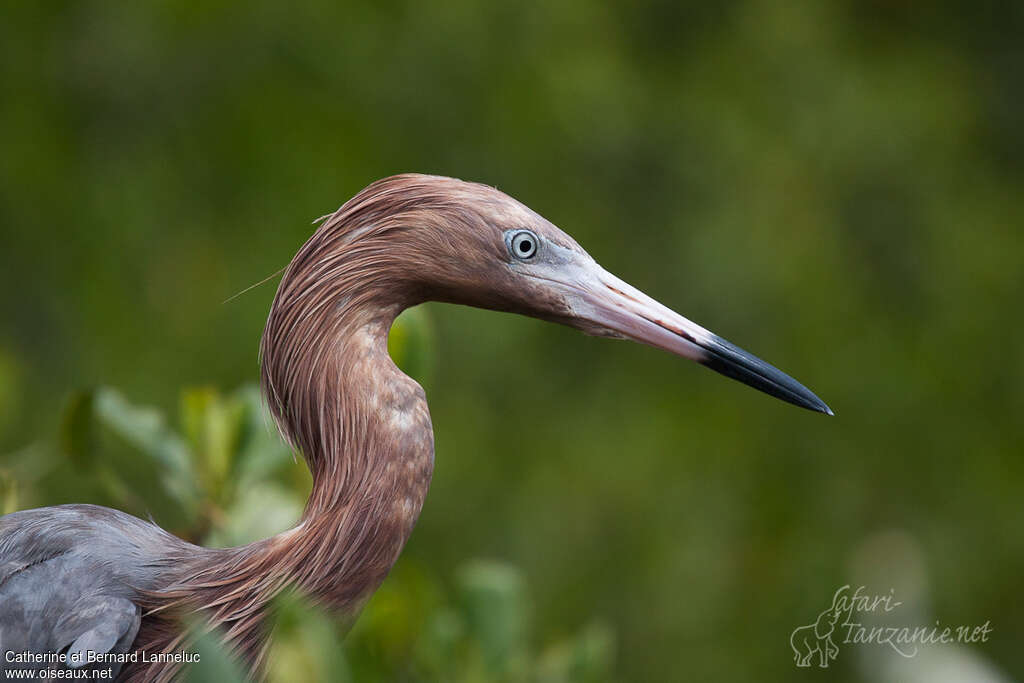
[389,307,437,389]
[265,590,350,683]
[184,623,250,683]
[0,469,16,516]
[343,560,613,683]
[28,372,614,682]
[49,385,298,540]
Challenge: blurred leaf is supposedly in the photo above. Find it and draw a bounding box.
[203,482,303,548]
[349,558,615,683]
[231,384,297,490]
[267,589,351,683]
[349,561,442,663]
[536,621,615,683]
[456,560,531,678]
[93,387,201,519]
[183,622,249,683]
[388,307,436,389]
[0,469,17,515]
[414,607,465,680]
[181,387,244,500]
[0,347,20,439]
[59,390,96,467]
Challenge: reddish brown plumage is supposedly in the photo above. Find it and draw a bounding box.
[122,174,568,681]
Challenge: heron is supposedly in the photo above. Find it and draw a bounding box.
[0,174,830,681]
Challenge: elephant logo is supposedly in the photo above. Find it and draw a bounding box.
[790,586,848,668]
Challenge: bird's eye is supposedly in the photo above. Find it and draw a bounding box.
[509,230,538,260]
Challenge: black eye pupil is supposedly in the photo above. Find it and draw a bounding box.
[518,240,531,253]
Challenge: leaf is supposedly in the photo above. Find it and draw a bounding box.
[181,387,244,500]
[388,306,436,389]
[349,561,441,660]
[536,621,615,683]
[0,347,20,437]
[413,607,465,681]
[0,469,17,515]
[267,588,351,683]
[231,384,296,489]
[182,622,249,683]
[92,387,201,516]
[59,390,96,468]
[456,559,531,677]
[202,482,303,548]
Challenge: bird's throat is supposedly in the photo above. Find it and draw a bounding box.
[138,313,435,668]
[269,315,435,612]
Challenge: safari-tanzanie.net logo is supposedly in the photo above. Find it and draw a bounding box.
[790,585,993,668]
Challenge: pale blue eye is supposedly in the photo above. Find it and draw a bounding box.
[509,230,538,260]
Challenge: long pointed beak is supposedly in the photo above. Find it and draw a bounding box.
[564,265,832,415]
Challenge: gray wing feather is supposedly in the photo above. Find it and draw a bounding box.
[62,597,141,669]
[0,504,195,675]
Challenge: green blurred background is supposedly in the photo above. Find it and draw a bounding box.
[1,1,1021,681]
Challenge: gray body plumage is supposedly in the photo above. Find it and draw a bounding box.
[0,505,193,676]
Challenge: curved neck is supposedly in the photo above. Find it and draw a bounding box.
[141,295,434,667]
[154,243,436,657]
[261,290,435,611]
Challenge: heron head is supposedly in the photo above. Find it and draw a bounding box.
[336,174,831,414]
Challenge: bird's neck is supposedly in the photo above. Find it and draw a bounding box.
[145,283,435,665]
[238,215,439,613]
[172,307,429,628]
[270,309,434,611]
[289,313,434,603]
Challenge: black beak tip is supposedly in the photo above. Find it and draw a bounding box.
[700,335,834,416]
[772,384,834,416]
[808,396,835,417]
